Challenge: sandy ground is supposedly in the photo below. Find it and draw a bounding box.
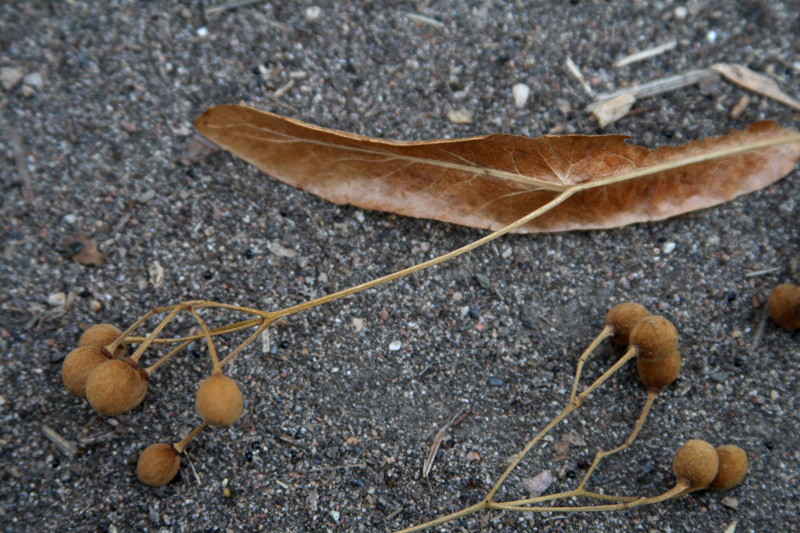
[1,1,799,531]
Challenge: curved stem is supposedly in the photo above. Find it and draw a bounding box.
[273,189,578,321]
[144,338,194,375]
[173,422,208,453]
[189,307,221,373]
[129,304,188,363]
[220,317,272,367]
[501,489,640,508]
[392,501,488,533]
[485,344,639,502]
[125,317,263,345]
[575,389,657,491]
[569,325,614,403]
[106,309,156,354]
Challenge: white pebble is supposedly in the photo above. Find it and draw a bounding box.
[63,213,76,224]
[329,510,340,522]
[662,242,676,254]
[706,30,717,43]
[512,83,530,108]
[305,6,321,20]
[388,340,402,351]
[196,27,208,37]
[47,292,66,307]
[23,72,43,90]
[354,210,365,223]
[673,6,688,20]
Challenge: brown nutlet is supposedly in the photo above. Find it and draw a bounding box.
[709,445,749,490]
[79,323,125,358]
[137,443,181,487]
[767,283,800,330]
[629,316,678,363]
[672,439,719,489]
[61,346,110,397]
[637,350,681,390]
[195,372,244,427]
[604,302,650,346]
[85,359,144,416]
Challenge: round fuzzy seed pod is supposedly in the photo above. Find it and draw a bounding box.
[61,346,110,397]
[126,374,149,412]
[767,283,800,330]
[605,302,650,346]
[637,350,681,390]
[195,373,244,427]
[137,443,180,487]
[629,316,678,363]
[710,445,749,490]
[79,324,125,358]
[85,359,143,416]
[672,439,719,489]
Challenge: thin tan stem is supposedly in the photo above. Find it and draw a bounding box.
[129,304,188,363]
[490,483,687,513]
[488,498,647,513]
[576,389,658,491]
[144,339,194,375]
[173,422,208,453]
[189,307,221,373]
[577,345,638,400]
[151,301,270,318]
[125,318,263,345]
[272,189,578,321]
[220,318,272,367]
[569,324,614,403]
[501,489,640,508]
[485,344,639,502]
[106,309,156,353]
[392,501,488,533]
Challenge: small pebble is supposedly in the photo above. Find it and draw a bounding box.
[0,67,24,90]
[707,30,717,43]
[196,27,208,37]
[137,189,156,203]
[474,273,490,289]
[447,108,473,124]
[710,371,728,383]
[47,292,66,307]
[662,242,676,254]
[305,6,321,20]
[388,340,402,351]
[329,510,340,522]
[23,72,43,90]
[673,6,688,20]
[488,376,504,387]
[512,83,530,108]
[63,213,77,224]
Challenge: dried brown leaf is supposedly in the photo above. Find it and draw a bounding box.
[197,105,800,233]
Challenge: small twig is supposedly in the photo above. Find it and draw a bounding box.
[614,41,677,68]
[10,128,34,204]
[310,462,368,472]
[205,0,266,15]
[749,304,770,354]
[41,424,77,458]
[744,266,782,278]
[278,434,311,451]
[423,407,470,478]
[565,56,594,97]
[405,13,444,29]
[588,69,718,109]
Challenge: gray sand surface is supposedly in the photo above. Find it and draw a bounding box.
[1,1,799,531]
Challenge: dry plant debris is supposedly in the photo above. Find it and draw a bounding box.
[197,105,800,233]
[54,108,800,529]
